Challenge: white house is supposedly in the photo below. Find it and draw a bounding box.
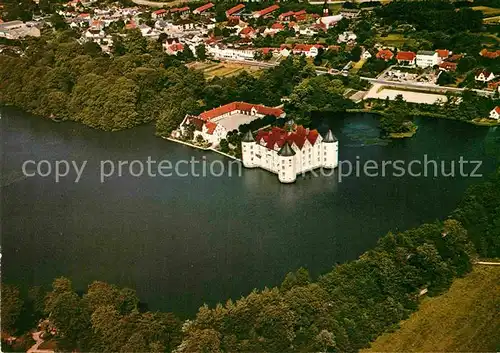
[416,50,440,68]
[475,70,495,82]
[318,14,343,29]
[489,106,500,120]
[361,49,372,60]
[337,31,356,43]
[206,44,254,61]
[241,125,338,183]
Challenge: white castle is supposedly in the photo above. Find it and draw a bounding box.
[241,124,339,183]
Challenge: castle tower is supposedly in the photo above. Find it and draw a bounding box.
[278,141,296,183]
[241,130,256,168]
[322,130,338,169]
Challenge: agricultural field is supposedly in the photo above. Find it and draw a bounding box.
[473,6,500,16]
[375,33,417,47]
[364,265,500,352]
[187,61,263,79]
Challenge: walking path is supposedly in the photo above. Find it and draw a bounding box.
[476,261,500,266]
[27,331,53,353]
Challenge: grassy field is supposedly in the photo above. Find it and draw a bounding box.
[364,265,500,352]
[351,59,366,74]
[187,61,262,79]
[375,33,417,47]
[473,6,500,16]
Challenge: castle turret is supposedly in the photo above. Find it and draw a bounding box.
[322,130,338,169]
[241,130,256,168]
[278,141,296,183]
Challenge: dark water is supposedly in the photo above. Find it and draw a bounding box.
[1,107,498,316]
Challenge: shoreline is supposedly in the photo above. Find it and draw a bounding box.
[162,136,242,161]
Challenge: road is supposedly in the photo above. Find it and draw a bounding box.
[360,77,495,97]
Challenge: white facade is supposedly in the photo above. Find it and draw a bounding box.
[241,128,338,183]
[475,71,495,82]
[206,44,254,61]
[416,51,440,68]
[489,107,500,120]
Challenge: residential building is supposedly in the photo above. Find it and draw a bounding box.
[480,48,500,59]
[376,49,394,61]
[193,2,214,15]
[241,125,338,183]
[337,31,356,43]
[475,69,495,82]
[438,61,457,71]
[206,43,254,60]
[489,106,500,120]
[253,4,279,18]
[396,51,416,66]
[226,4,245,18]
[152,9,167,19]
[416,50,440,68]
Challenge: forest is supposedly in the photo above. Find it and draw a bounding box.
[3,169,499,352]
[0,30,354,135]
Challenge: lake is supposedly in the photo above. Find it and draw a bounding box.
[1,107,498,316]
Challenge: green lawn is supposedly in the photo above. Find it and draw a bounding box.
[364,265,500,352]
[375,33,417,47]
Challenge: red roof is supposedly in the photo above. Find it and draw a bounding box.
[279,11,294,19]
[293,44,323,53]
[435,49,449,58]
[396,51,416,61]
[78,13,90,17]
[170,6,189,13]
[153,9,167,15]
[439,62,457,71]
[495,106,500,114]
[294,10,306,16]
[271,22,284,30]
[376,49,393,61]
[205,121,217,135]
[240,26,255,35]
[199,102,284,121]
[194,2,214,13]
[480,48,500,59]
[226,4,245,16]
[260,47,276,55]
[256,5,279,17]
[255,125,322,150]
[168,43,184,52]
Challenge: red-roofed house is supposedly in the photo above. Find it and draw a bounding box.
[278,11,295,21]
[152,9,167,19]
[264,22,284,36]
[436,49,451,59]
[170,6,190,15]
[292,44,324,57]
[489,106,500,120]
[475,69,495,82]
[165,43,184,55]
[376,49,394,61]
[193,2,214,15]
[480,48,500,59]
[439,61,457,72]
[226,4,245,18]
[239,26,256,38]
[253,5,279,19]
[396,51,416,66]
